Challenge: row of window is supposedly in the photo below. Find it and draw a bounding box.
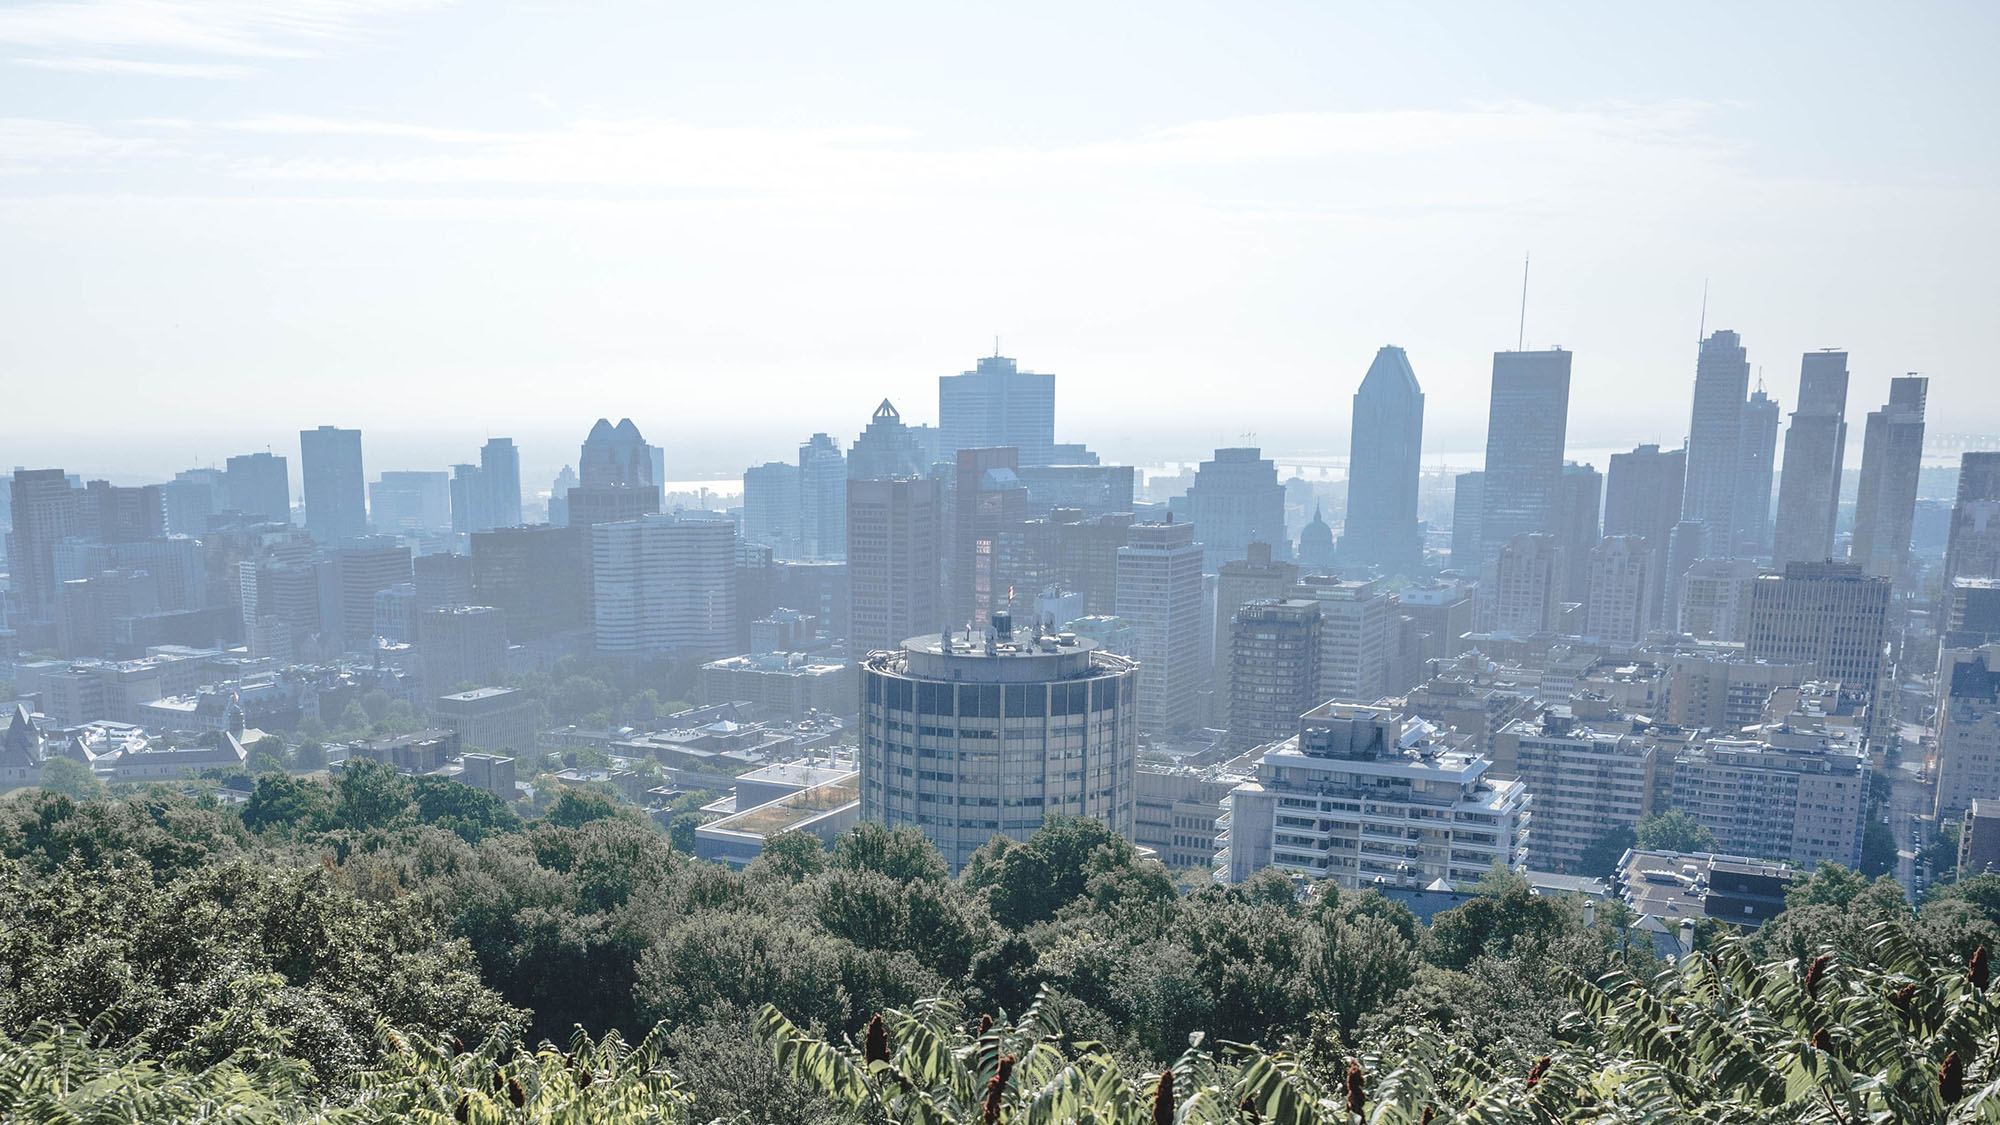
[868,675,1131,717]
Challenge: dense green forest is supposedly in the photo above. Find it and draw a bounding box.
[6,770,2000,1122]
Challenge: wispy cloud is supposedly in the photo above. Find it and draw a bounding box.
[0,102,1762,235]
[0,116,167,169]
[16,54,259,78]
[0,0,444,78]
[205,113,526,144]
[190,104,1735,223]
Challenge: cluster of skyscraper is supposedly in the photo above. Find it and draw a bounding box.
[7,324,1992,899]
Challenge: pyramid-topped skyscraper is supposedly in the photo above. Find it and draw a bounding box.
[1338,346,1425,572]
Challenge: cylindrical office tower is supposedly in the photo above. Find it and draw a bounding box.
[859,612,1140,871]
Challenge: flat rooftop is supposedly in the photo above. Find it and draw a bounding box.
[439,687,520,702]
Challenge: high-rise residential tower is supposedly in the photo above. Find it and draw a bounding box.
[1732,384,1782,556]
[1682,329,1751,542]
[1604,444,1687,628]
[1214,541,1300,704]
[1584,535,1653,645]
[797,433,847,561]
[1294,575,1397,704]
[1338,345,1425,572]
[1116,520,1206,734]
[1934,645,2000,821]
[1479,349,1572,561]
[591,511,737,658]
[480,438,523,530]
[847,476,943,660]
[1771,351,1851,568]
[1557,462,1603,604]
[1225,598,1322,751]
[299,425,367,543]
[1850,376,1928,582]
[1489,532,1564,635]
[938,353,1056,467]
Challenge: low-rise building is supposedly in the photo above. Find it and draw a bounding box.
[1399,664,1539,761]
[1961,799,2000,878]
[1663,649,1815,735]
[113,731,250,781]
[1136,765,1238,871]
[137,673,313,733]
[459,752,518,800]
[339,728,461,773]
[699,652,857,717]
[1616,848,1796,930]
[1574,659,1668,718]
[434,686,538,755]
[693,767,860,868]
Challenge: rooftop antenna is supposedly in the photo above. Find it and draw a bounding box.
[1516,252,1530,351]
[993,336,1000,358]
[1697,278,1709,341]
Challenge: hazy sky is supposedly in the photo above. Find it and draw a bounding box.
[3,1,1997,481]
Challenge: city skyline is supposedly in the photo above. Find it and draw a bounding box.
[8,6,2000,1111]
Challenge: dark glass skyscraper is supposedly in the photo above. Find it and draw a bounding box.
[480,438,523,530]
[299,425,367,543]
[1337,345,1425,573]
[1850,376,1928,581]
[1479,348,1572,561]
[1732,384,1781,556]
[1683,329,1750,542]
[1558,461,1603,603]
[1772,351,1851,568]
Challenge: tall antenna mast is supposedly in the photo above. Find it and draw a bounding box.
[1516,252,1530,351]
[1698,278,1709,341]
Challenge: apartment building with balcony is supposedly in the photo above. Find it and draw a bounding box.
[1214,702,1531,889]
